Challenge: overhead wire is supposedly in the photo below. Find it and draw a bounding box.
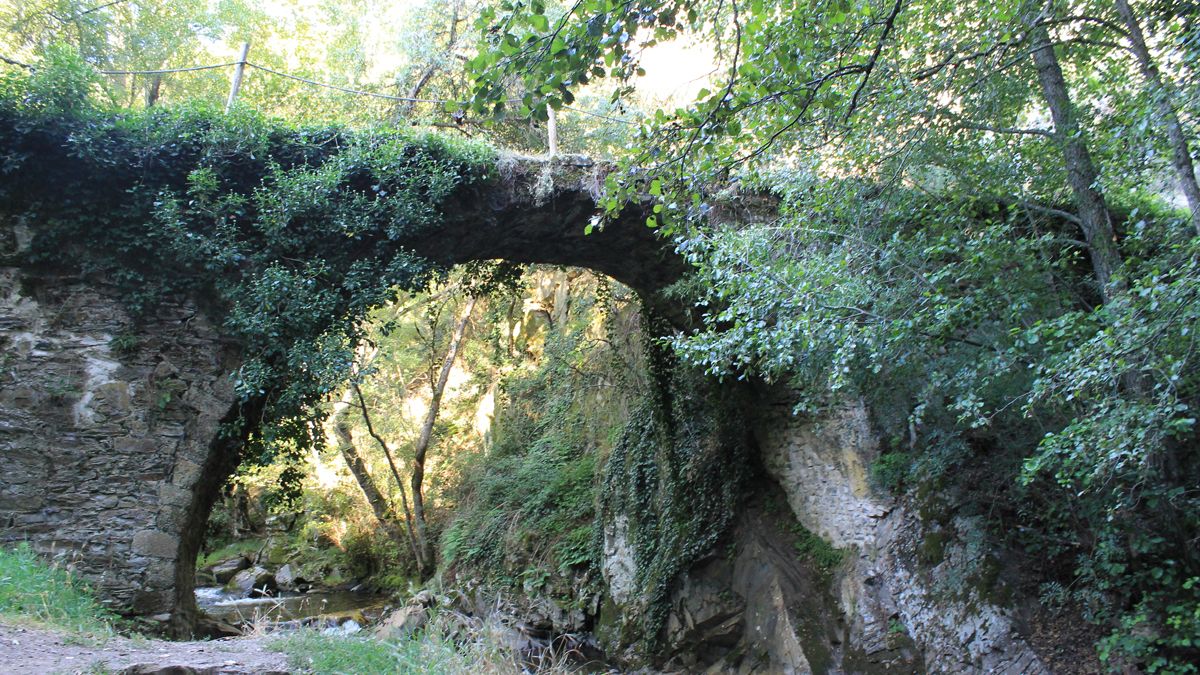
[245,62,451,104]
[98,62,239,75]
[0,52,636,125]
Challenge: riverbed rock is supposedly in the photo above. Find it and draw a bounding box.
[229,566,276,598]
[274,563,308,591]
[375,606,429,640]
[321,619,362,636]
[193,614,242,639]
[209,556,252,585]
[410,589,435,607]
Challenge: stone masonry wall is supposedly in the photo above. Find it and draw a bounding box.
[0,220,239,626]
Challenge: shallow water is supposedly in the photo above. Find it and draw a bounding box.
[195,586,388,626]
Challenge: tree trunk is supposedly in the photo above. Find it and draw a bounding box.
[1030,22,1124,301]
[410,296,476,577]
[1114,0,1200,236]
[143,74,162,108]
[396,0,462,118]
[351,380,423,570]
[334,405,410,555]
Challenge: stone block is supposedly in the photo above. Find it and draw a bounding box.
[157,482,190,508]
[131,529,178,559]
[171,458,202,488]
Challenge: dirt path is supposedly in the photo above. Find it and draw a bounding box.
[0,622,292,674]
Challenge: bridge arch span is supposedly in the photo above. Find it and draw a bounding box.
[0,149,686,635]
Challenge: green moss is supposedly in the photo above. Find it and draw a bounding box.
[970,555,1012,607]
[596,594,635,649]
[791,524,844,575]
[918,530,949,568]
[915,479,953,525]
[196,539,263,569]
[599,360,752,655]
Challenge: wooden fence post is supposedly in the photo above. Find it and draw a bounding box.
[225,42,251,112]
[547,106,558,157]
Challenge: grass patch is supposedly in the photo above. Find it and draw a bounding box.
[197,539,263,569]
[791,524,845,574]
[0,543,114,634]
[271,626,531,675]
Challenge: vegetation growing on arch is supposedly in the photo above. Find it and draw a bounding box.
[0,54,495,485]
[3,0,1200,668]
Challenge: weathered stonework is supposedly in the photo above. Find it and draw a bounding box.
[0,220,240,631]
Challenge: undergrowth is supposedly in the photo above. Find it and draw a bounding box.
[791,524,844,575]
[196,540,263,570]
[0,543,114,635]
[440,284,627,597]
[272,623,558,675]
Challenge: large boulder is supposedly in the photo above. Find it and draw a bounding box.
[208,556,252,585]
[374,606,429,640]
[228,566,276,598]
[273,563,309,592]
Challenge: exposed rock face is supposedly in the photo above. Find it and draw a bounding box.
[754,394,1049,674]
[661,506,839,674]
[600,516,637,607]
[597,390,1051,673]
[0,220,241,634]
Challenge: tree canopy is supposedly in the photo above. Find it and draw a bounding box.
[467,0,1200,669]
[3,0,1200,668]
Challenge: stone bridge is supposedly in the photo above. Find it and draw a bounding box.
[0,151,685,635]
[0,117,1054,671]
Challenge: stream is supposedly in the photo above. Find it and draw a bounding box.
[195,586,390,628]
[195,586,617,671]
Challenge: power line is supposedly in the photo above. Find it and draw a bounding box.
[564,105,636,125]
[1,55,31,69]
[98,62,238,75]
[246,62,452,105]
[1,52,636,125]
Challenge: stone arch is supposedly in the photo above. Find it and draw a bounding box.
[0,155,684,635]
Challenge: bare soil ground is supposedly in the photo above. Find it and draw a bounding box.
[0,622,291,674]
